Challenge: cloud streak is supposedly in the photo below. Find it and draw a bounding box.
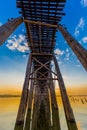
[81,0,87,7]
[81,36,87,43]
[64,48,70,61]
[6,34,29,53]
[74,17,85,37]
[54,49,64,56]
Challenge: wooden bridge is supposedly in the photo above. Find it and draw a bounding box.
[0,0,87,130]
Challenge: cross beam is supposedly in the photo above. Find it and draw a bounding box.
[24,19,57,28]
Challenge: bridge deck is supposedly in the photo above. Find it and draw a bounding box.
[16,0,66,88]
[17,0,66,53]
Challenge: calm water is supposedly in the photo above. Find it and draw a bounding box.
[0,96,87,130]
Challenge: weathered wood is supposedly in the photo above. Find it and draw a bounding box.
[15,53,32,128]
[0,17,23,46]
[29,78,58,80]
[53,55,76,122]
[31,86,39,130]
[24,79,34,130]
[49,73,61,130]
[32,53,52,56]
[32,83,51,130]
[27,23,35,52]
[32,57,57,76]
[57,24,87,71]
[24,19,57,28]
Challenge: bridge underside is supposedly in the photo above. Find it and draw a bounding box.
[0,0,87,130]
[14,1,78,130]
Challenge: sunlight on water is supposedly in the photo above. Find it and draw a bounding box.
[56,95,87,130]
[0,97,20,130]
[0,96,87,130]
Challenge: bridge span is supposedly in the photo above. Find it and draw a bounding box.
[0,0,87,130]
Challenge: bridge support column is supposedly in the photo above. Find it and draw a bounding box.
[57,24,87,71]
[53,54,75,122]
[32,84,50,130]
[25,78,34,130]
[14,53,32,129]
[0,17,23,46]
[49,72,61,130]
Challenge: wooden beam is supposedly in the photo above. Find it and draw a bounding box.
[33,57,57,76]
[30,59,51,76]
[57,24,87,71]
[24,19,57,28]
[53,54,77,123]
[32,53,52,56]
[27,23,35,52]
[29,78,58,80]
[25,79,34,130]
[32,84,51,130]
[15,53,32,127]
[49,72,61,130]
[0,17,23,46]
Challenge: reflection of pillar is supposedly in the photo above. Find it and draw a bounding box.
[57,24,87,71]
[49,72,61,130]
[53,54,75,122]
[15,53,32,126]
[0,17,23,46]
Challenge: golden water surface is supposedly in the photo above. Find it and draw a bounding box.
[0,96,87,130]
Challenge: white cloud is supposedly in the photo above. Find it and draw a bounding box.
[79,36,87,45]
[81,36,87,43]
[74,17,85,36]
[0,22,2,26]
[54,49,64,56]
[66,48,69,53]
[76,64,81,67]
[6,34,29,53]
[64,48,70,61]
[62,75,68,80]
[81,0,87,7]
[65,53,70,61]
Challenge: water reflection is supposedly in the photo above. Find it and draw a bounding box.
[0,96,87,130]
[57,95,87,130]
[0,97,20,130]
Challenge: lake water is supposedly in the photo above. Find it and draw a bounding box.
[0,96,87,130]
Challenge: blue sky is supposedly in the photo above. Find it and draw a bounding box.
[0,0,87,92]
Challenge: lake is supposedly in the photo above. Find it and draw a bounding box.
[0,96,87,130]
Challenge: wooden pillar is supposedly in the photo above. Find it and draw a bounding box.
[15,53,32,129]
[32,85,39,130]
[0,17,23,46]
[49,72,61,130]
[53,54,76,122]
[24,79,34,130]
[57,24,87,71]
[32,83,51,130]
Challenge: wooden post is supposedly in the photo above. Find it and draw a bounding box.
[49,72,61,130]
[32,83,51,130]
[0,17,23,46]
[32,85,39,130]
[53,54,76,122]
[57,24,87,71]
[15,53,32,129]
[24,79,34,130]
